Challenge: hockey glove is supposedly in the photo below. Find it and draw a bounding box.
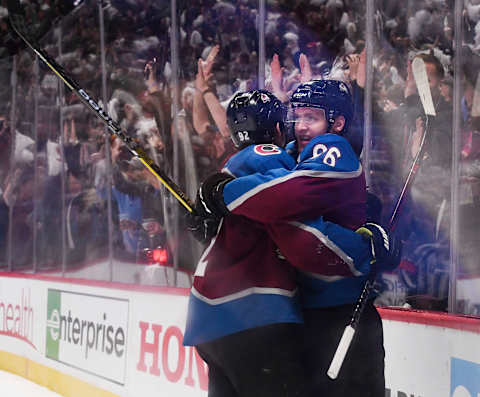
[356,222,402,273]
[185,211,220,244]
[185,173,233,243]
[196,172,233,220]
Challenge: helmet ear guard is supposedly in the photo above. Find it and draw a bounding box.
[227,90,287,149]
[290,80,354,133]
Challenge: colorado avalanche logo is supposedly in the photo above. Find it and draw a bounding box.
[254,144,281,155]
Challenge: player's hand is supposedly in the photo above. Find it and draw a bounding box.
[356,222,402,273]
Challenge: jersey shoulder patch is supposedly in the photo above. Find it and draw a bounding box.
[253,144,282,156]
[224,145,295,177]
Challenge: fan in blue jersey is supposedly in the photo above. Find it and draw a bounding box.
[194,81,401,397]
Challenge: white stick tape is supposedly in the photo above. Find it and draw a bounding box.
[327,325,355,379]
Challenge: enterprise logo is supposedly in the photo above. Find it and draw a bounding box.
[46,308,60,341]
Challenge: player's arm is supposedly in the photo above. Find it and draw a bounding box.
[191,135,366,226]
[197,163,364,225]
[222,137,365,223]
[187,145,296,241]
[224,170,364,223]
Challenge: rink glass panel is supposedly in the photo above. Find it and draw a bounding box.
[171,0,263,280]
[454,1,480,316]
[105,0,185,286]
[5,51,37,272]
[1,0,480,315]
[369,0,455,311]
[63,6,112,281]
[0,58,10,271]
[370,0,480,316]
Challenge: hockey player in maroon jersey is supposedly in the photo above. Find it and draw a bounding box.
[183,90,306,397]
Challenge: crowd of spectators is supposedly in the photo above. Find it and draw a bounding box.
[0,0,480,312]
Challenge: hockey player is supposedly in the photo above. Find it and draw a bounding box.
[285,81,391,397]
[196,81,399,397]
[183,90,306,397]
[184,88,396,397]
[221,90,388,281]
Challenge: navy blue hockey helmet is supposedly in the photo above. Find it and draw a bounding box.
[290,80,354,132]
[227,90,286,149]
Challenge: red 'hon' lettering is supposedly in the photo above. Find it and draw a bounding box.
[162,326,185,382]
[136,321,162,376]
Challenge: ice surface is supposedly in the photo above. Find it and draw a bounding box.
[0,370,63,397]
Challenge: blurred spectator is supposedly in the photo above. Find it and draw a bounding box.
[0,111,35,187]
[0,163,41,268]
[105,137,166,262]
[38,144,107,267]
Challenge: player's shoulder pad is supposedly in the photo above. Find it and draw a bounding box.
[296,134,360,173]
[223,144,295,177]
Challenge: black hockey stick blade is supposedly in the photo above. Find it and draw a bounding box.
[7,0,195,214]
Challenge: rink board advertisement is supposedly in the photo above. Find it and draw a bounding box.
[0,273,207,397]
[0,273,479,397]
[380,309,480,397]
[45,289,129,385]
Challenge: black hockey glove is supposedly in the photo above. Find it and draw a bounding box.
[185,211,220,244]
[185,173,234,243]
[196,172,233,220]
[356,222,402,273]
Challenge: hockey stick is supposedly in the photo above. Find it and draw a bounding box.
[7,0,195,214]
[388,57,436,231]
[327,57,436,380]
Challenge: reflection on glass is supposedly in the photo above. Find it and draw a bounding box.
[0,102,9,269]
[98,0,186,286]
[171,0,263,283]
[9,50,36,272]
[368,1,455,312]
[456,1,480,315]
